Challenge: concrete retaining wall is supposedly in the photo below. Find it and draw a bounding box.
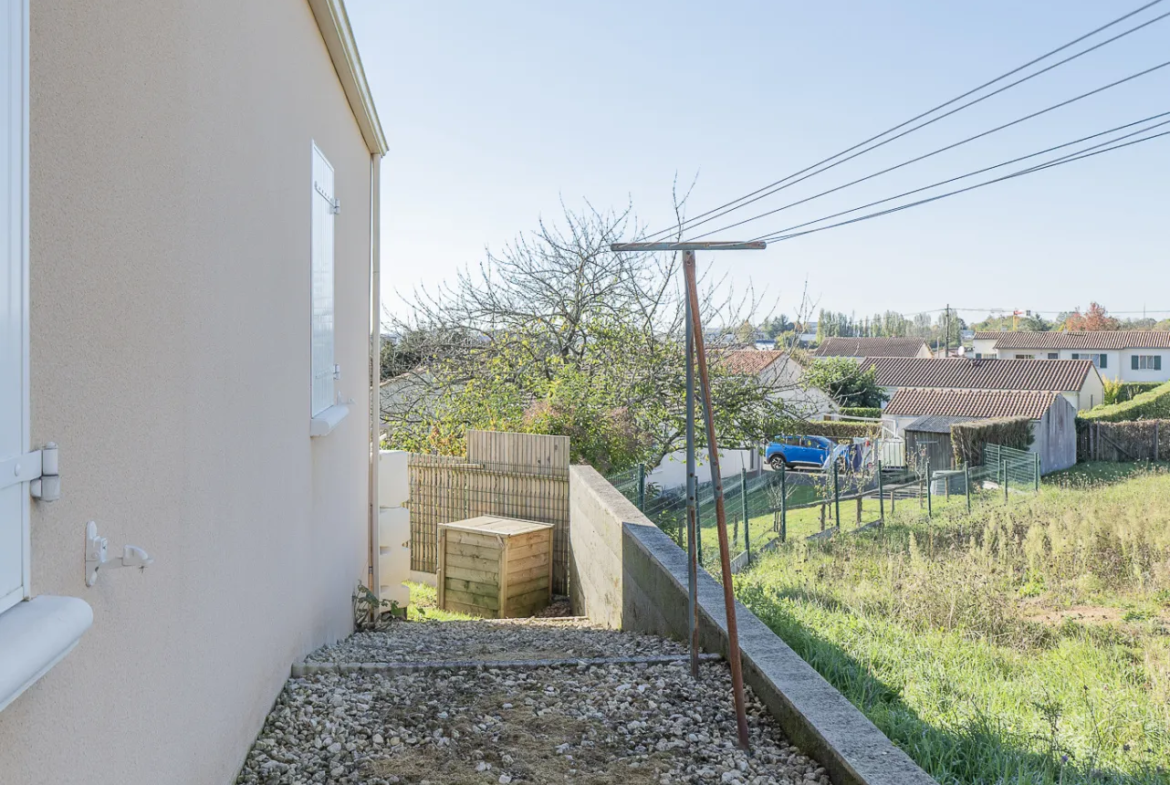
[569,465,936,785]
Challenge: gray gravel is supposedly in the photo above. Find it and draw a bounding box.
[239,620,826,785]
[305,618,687,664]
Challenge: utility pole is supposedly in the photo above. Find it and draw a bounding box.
[611,240,763,751]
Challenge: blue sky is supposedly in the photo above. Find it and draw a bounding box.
[348,0,1169,325]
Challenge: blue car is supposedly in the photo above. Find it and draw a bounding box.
[766,435,836,471]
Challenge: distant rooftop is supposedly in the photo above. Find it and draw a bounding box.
[975,330,1170,350]
[863,356,1095,392]
[812,337,930,358]
[885,388,1059,419]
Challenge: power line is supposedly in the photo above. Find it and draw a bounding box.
[741,111,1170,241]
[756,128,1170,243]
[690,58,1170,240]
[643,0,1169,241]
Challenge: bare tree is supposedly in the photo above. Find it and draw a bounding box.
[381,200,820,470]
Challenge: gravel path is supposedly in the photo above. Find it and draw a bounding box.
[305,618,687,664]
[238,620,825,785]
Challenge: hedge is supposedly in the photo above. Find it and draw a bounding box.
[1117,382,1163,403]
[1080,379,1170,422]
[786,420,880,440]
[839,407,883,419]
[950,417,1034,467]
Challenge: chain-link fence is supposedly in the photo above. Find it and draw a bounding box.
[605,442,1043,565]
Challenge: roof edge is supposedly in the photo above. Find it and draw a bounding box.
[309,0,388,156]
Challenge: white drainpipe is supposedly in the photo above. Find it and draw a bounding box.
[367,153,381,596]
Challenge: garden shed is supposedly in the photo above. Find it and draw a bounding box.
[903,416,977,471]
[884,389,1077,474]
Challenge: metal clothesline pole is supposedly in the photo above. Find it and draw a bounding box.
[611,240,764,752]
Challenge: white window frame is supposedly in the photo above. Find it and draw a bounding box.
[1133,354,1162,371]
[1,0,30,616]
[1072,352,1107,370]
[0,0,92,714]
[309,141,348,437]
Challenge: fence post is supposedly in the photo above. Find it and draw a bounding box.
[741,470,751,564]
[1155,421,1160,463]
[780,464,787,543]
[965,465,971,514]
[878,461,885,522]
[1003,458,1009,504]
[926,458,932,519]
[695,492,704,567]
[1034,453,1040,491]
[833,460,841,529]
[636,464,645,511]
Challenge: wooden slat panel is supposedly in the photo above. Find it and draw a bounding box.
[445,553,502,576]
[446,542,503,561]
[444,588,498,611]
[508,576,549,597]
[446,563,500,584]
[444,530,502,548]
[445,577,498,597]
[508,563,550,584]
[507,552,550,574]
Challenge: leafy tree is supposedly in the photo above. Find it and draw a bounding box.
[1063,302,1120,331]
[802,358,888,409]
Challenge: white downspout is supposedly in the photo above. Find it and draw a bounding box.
[367,153,382,598]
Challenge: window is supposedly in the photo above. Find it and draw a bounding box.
[309,143,347,436]
[1072,353,1107,369]
[974,353,982,359]
[1047,353,1059,360]
[1,1,28,615]
[1132,355,1163,371]
[1015,354,1034,360]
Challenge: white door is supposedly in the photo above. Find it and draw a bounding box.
[0,0,28,614]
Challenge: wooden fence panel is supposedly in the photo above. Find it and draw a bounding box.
[408,431,571,594]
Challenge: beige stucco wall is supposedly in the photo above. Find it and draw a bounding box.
[0,2,374,784]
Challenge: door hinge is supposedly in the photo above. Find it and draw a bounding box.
[0,443,60,500]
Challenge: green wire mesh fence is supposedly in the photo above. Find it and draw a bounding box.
[605,442,1042,566]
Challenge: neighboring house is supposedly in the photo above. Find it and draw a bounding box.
[719,349,837,420]
[862,357,1105,411]
[812,337,933,360]
[646,350,836,490]
[1,3,388,784]
[972,331,1170,382]
[883,389,1077,474]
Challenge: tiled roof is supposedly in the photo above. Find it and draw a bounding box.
[905,415,978,434]
[863,357,1094,392]
[717,349,788,376]
[975,330,1170,350]
[884,388,1059,419]
[812,337,929,358]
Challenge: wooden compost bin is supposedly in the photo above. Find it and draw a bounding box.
[437,515,555,618]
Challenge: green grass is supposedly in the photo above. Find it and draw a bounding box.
[403,580,479,621]
[735,466,1170,785]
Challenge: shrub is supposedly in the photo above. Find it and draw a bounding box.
[839,407,883,419]
[1080,379,1170,422]
[950,416,1034,467]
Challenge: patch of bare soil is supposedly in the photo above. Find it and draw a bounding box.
[1022,605,1127,626]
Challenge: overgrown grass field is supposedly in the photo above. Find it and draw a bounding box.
[735,463,1170,784]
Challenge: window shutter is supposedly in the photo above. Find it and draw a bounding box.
[1099,354,1106,370]
[0,0,28,614]
[310,144,336,418]
[1132,356,1139,371]
[1157,356,1163,372]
